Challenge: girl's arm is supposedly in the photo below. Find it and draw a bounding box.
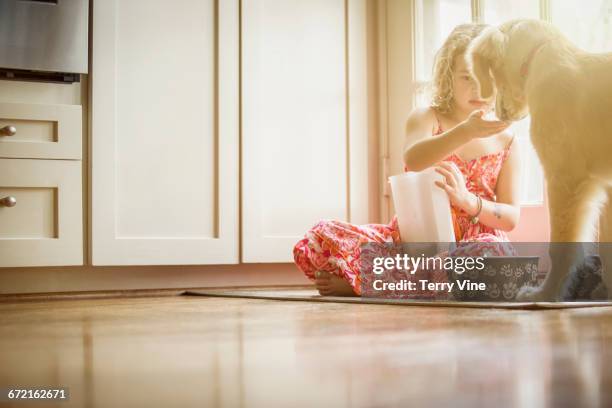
[483,137,521,231]
[404,110,510,172]
[434,136,521,232]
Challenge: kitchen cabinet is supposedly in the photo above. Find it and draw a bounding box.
[0,102,81,159]
[0,159,82,267]
[0,103,83,267]
[91,0,372,265]
[242,0,370,262]
[91,0,239,265]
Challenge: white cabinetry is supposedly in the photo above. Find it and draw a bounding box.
[91,0,239,265]
[91,0,370,265]
[242,0,369,262]
[0,103,83,267]
[0,159,82,266]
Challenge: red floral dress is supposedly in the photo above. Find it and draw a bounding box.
[293,124,516,295]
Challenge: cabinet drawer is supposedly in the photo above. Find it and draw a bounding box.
[0,159,83,267]
[0,102,81,159]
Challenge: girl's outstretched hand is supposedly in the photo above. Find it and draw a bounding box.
[434,161,477,214]
[459,109,510,139]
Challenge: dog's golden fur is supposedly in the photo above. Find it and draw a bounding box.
[466,19,612,300]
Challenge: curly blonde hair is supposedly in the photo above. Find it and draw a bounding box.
[430,23,488,114]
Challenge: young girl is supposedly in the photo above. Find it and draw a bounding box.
[293,24,521,296]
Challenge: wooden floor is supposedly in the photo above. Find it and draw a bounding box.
[1,292,612,407]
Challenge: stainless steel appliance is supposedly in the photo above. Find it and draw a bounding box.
[0,0,89,82]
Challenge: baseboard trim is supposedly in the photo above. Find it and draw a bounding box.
[0,284,314,302]
[0,263,311,295]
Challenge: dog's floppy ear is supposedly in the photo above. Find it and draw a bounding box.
[466,27,506,100]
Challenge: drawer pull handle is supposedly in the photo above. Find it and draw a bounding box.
[0,126,16,137]
[0,196,17,207]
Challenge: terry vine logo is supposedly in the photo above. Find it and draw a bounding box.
[359,242,539,301]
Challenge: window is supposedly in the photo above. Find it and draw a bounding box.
[483,0,539,24]
[551,0,612,52]
[414,0,472,82]
[413,0,472,108]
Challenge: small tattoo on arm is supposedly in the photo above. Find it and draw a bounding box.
[493,203,502,219]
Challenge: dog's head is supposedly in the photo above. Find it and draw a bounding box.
[466,20,551,121]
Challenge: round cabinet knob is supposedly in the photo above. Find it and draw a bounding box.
[0,125,17,136]
[0,196,17,207]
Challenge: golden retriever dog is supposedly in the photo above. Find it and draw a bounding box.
[466,19,612,301]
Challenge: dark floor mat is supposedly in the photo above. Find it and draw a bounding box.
[183,288,612,310]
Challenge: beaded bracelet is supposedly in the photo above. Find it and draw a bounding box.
[470,194,483,225]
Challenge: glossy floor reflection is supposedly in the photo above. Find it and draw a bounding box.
[1,295,611,407]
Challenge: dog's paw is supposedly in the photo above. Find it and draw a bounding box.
[516,285,557,302]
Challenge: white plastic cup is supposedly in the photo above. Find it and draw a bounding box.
[389,168,456,244]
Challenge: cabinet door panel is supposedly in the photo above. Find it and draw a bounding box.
[0,102,81,160]
[91,0,238,265]
[242,0,369,262]
[0,159,82,267]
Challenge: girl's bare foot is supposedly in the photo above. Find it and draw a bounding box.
[314,271,357,296]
